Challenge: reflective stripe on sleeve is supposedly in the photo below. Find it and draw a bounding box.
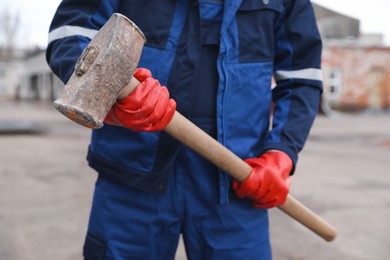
[275,68,323,82]
[48,26,98,44]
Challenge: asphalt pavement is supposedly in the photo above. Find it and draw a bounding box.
[0,100,389,260]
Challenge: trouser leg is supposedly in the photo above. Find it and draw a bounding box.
[83,145,271,259]
[176,146,272,260]
[83,176,181,260]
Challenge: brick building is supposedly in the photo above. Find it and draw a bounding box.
[321,45,390,111]
[314,4,390,112]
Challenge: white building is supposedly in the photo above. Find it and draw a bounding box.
[0,60,23,99]
[0,48,64,101]
[17,50,64,100]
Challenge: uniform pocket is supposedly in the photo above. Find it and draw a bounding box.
[90,126,160,173]
[236,0,283,62]
[83,232,107,260]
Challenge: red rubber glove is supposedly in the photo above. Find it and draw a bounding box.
[104,68,176,132]
[233,151,293,208]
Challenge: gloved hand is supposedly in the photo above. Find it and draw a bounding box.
[233,150,293,208]
[104,68,176,132]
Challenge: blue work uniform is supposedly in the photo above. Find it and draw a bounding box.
[46,0,323,259]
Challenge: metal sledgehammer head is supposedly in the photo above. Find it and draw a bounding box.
[54,13,146,129]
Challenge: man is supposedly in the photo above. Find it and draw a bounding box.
[47,0,322,259]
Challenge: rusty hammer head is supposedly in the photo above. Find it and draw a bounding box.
[53,13,146,129]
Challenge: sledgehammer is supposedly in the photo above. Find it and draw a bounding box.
[54,13,337,242]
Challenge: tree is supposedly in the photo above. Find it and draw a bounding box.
[0,8,20,61]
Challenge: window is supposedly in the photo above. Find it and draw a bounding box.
[327,68,342,100]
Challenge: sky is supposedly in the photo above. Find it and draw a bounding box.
[0,0,62,48]
[0,0,389,48]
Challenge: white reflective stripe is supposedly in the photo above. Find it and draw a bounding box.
[275,68,323,82]
[48,25,98,44]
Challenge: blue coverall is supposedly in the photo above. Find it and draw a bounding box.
[46,0,323,259]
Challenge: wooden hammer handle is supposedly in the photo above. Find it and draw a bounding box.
[120,77,337,242]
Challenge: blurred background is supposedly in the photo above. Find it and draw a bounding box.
[0,1,389,259]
